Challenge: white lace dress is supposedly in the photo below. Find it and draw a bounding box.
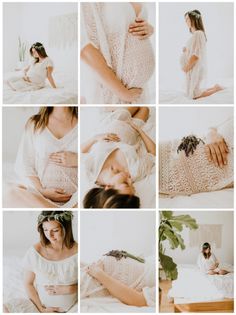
[81,255,155,307]
[197,253,219,274]
[180,30,206,99]
[81,3,155,104]
[15,123,78,207]
[4,247,78,313]
[7,57,54,91]
[82,109,155,184]
[159,118,233,197]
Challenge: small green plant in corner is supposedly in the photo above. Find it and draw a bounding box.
[159,211,198,281]
[18,37,27,62]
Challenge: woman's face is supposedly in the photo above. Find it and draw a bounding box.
[185,14,192,29]
[204,247,210,254]
[42,220,63,244]
[32,47,39,58]
[98,167,135,195]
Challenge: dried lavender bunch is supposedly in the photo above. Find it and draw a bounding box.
[104,250,145,263]
[177,135,205,157]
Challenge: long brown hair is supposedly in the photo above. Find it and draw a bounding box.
[185,10,207,40]
[27,106,78,132]
[37,211,75,248]
[30,42,48,64]
[202,242,211,259]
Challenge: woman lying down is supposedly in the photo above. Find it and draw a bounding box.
[81,107,156,208]
[81,250,155,308]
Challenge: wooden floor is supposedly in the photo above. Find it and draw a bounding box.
[159,280,234,313]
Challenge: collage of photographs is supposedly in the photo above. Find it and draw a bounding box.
[0,0,234,314]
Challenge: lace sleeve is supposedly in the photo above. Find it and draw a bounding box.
[191,31,206,58]
[81,3,100,50]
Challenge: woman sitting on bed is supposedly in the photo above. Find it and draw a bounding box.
[4,211,78,313]
[197,242,229,275]
[7,42,56,91]
[159,116,233,197]
[4,106,78,208]
[81,107,156,208]
[81,250,155,307]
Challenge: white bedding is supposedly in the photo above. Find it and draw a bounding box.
[159,188,234,209]
[3,70,78,104]
[159,78,234,104]
[81,297,155,313]
[80,107,156,208]
[168,264,234,303]
[3,255,78,313]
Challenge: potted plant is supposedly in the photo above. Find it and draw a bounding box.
[17,37,27,69]
[159,211,198,306]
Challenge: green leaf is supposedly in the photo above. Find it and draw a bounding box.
[169,221,183,232]
[159,253,178,280]
[161,211,173,219]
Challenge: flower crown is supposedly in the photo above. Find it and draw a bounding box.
[32,44,44,49]
[38,211,73,224]
[189,11,201,19]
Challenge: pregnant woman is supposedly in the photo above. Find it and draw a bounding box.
[4,211,78,313]
[81,107,156,208]
[7,42,56,91]
[180,10,223,99]
[81,250,155,308]
[159,117,233,197]
[4,106,78,208]
[197,243,229,275]
[81,2,155,104]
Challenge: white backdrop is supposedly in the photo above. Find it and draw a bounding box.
[159,106,233,141]
[3,2,78,74]
[162,211,234,265]
[159,2,234,91]
[80,211,156,263]
[3,211,78,257]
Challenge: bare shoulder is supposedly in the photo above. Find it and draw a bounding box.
[33,242,43,253]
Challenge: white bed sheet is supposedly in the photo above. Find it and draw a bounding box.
[3,70,78,104]
[159,78,234,104]
[168,264,234,303]
[159,188,234,209]
[80,108,156,208]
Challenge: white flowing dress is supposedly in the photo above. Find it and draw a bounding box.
[7,57,54,91]
[82,109,155,185]
[197,253,219,274]
[4,246,78,313]
[15,123,78,207]
[180,30,206,99]
[81,3,155,104]
[81,255,155,307]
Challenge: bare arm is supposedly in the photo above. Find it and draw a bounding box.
[87,263,147,307]
[24,270,59,313]
[47,66,56,88]
[81,133,120,153]
[81,44,142,102]
[183,55,199,72]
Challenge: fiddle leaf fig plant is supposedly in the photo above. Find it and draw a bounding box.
[159,211,198,280]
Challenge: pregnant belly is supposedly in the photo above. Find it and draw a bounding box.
[37,285,77,312]
[40,164,77,195]
[122,35,155,88]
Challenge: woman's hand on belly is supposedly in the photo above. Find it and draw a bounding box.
[49,151,78,168]
[129,17,154,40]
[40,188,72,202]
[44,284,78,295]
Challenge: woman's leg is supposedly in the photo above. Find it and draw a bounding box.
[132,107,150,122]
[218,269,229,275]
[194,84,223,99]
[207,270,218,275]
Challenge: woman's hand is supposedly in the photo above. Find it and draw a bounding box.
[49,151,78,168]
[44,284,77,295]
[205,128,229,168]
[40,306,61,313]
[182,47,187,53]
[121,87,143,103]
[40,188,72,202]
[86,260,104,279]
[95,133,120,143]
[129,18,154,39]
[47,66,57,88]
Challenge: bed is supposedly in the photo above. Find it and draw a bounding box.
[159,78,234,104]
[159,188,234,209]
[3,255,78,313]
[168,264,234,306]
[80,107,156,208]
[3,70,78,104]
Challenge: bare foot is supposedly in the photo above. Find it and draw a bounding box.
[214,84,224,92]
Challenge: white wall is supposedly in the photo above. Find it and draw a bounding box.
[3,2,78,73]
[159,106,233,141]
[159,2,234,90]
[80,211,156,263]
[3,211,78,257]
[162,211,234,265]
